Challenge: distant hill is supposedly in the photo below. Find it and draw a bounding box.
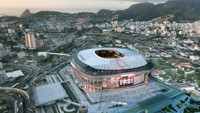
[116,2,156,21]
[110,0,200,21]
[33,11,69,17]
[20,9,32,18]
[0,16,19,22]
[97,9,113,17]
[9,0,200,22]
[32,11,97,19]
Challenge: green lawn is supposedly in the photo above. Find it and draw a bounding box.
[67,104,74,109]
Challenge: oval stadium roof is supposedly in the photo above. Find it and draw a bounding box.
[76,48,148,70]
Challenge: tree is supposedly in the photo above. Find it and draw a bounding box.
[196,72,200,77]
[194,79,198,83]
[184,74,188,79]
[177,69,184,75]
[39,34,45,39]
[195,69,200,73]
[191,76,197,81]
[187,74,192,80]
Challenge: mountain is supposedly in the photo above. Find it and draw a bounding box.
[116,2,156,21]
[110,0,200,21]
[20,9,32,18]
[20,0,200,22]
[97,9,113,17]
[33,11,68,17]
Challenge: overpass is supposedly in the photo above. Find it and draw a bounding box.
[0,87,30,113]
[0,87,29,99]
[38,52,70,57]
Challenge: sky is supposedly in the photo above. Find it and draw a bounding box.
[0,0,168,9]
[0,0,168,16]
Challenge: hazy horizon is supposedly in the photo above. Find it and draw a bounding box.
[0,7,127,17]
[0,0,168,17]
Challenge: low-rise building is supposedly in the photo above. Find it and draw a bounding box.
[34,83,68,106]
[190,55,199,61]
[6,70,24,78]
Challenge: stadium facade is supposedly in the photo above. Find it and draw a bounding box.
[70,48,154,91]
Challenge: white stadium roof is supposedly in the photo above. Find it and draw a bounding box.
[77,48,148,70]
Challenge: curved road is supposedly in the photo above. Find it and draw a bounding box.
[0,64,39,113]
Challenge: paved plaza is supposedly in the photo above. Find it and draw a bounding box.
[86,79,165,104]
[62,69,168,112]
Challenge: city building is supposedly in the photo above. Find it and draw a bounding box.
[0,62,3,69]
[6,70,24,78]
[0,43,11,59]
[18,51,26,59]
[34,83,68,106]
[19,24,29,32]
[19,24,23,32]
[25,33,36,49]
[0,62,7,84]
[0,70,6,84]
[0,43,5,58]
[70,48,153,91]
[8,28,15,34]
[189,55,200,61]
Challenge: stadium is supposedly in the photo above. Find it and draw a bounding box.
[70,48,154,91]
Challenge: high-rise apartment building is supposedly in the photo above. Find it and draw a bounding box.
[25,33,36,49]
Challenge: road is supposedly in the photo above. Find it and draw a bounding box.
[58,71,79,113]
[0,87,30,113]
[1,64,39,113]
[0,93,17,113]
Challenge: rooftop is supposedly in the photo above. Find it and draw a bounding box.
[0,62,3,69]
[6,70,24,78]
[76,48,148,70]
[34,83,68,106]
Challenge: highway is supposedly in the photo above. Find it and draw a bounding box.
[1,64,39,113]
[20,65,39,113]
[0,87,29,113]
[33,60,68,83]
[0,93,17,113]
[11,65,39,89]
